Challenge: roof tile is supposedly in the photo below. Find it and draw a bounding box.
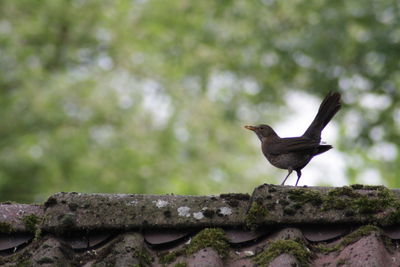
[1,185,400,266]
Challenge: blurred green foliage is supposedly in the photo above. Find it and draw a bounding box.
[0,0,399,202]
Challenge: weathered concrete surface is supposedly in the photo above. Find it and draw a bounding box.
[2,184,400,266]
[42,192,251,232]
[3,184,400,234]
[247,184,400,228]
[0,203,42,232]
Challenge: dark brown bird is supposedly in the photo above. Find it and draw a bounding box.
[245,91,341,186]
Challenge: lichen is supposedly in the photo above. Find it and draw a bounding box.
[253,239,311,267]
[0,221,13,233]
[245,202,268,229]
[185,228,230,258]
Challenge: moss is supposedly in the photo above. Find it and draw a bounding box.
[253,239,311,267]
[313,243,338,254]
[174,263,187,267]
[0,221,13,233]
[288,189,323,206]
[1,201,17,204]
[350,184,387,191]
[159,251,180,265]
[350,184,364,190]
[354,196,388,214]
[160,229,229,264]
[58,213,76,233]
[340,225,380,247]
[133,248,153,266]
[322,186,395,216]
[186,228,230,258]
[336,258,347,266]
[384,205,400,225]
[22,214,40,233]
[37,257,54,264]
[16,260,33,267]
[283,206,297,215]
[314,225,383,254]
[327,186,359,198]
[280,199,290,206]
[245,202,268,229]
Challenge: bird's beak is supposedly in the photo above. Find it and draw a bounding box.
[244,125,257,131]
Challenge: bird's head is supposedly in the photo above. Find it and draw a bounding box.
[244,124,278,141]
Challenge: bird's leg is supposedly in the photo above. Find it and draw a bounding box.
[295,170,302,186]
[281,169,293,185]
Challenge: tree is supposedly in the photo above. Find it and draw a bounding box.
[0,0,399,202]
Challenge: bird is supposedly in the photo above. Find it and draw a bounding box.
[245,91,341,186]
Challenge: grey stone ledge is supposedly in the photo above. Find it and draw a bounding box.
[2,184,400,233]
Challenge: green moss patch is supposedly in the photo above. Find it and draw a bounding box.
[159,251,181,265]
[133,248,153,266]
[314,225,386,254]
[340,225,381,247]
[288,189,323,206]
[22,214,40,233]
[336,258,348,266]
[159,228,229,265]
[253,239,311,267]
[322,186,394,215]
[245,202,268,229]
[186,228,229,258]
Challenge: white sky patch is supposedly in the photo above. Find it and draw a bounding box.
[343,110,363,139]
[141,79,173,128]
[359,93,392,110]
[369,142,398,162]
[177,206,191,217]
[207,72,235,102]
[153,199,169,208]
[357,169,382,185]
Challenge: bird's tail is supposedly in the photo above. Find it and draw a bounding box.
[303,92,341,140]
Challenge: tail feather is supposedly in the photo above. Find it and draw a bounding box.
[313,144,333,156]
[303,92,341,140]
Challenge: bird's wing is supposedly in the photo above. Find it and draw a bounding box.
[266,137,320,155]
